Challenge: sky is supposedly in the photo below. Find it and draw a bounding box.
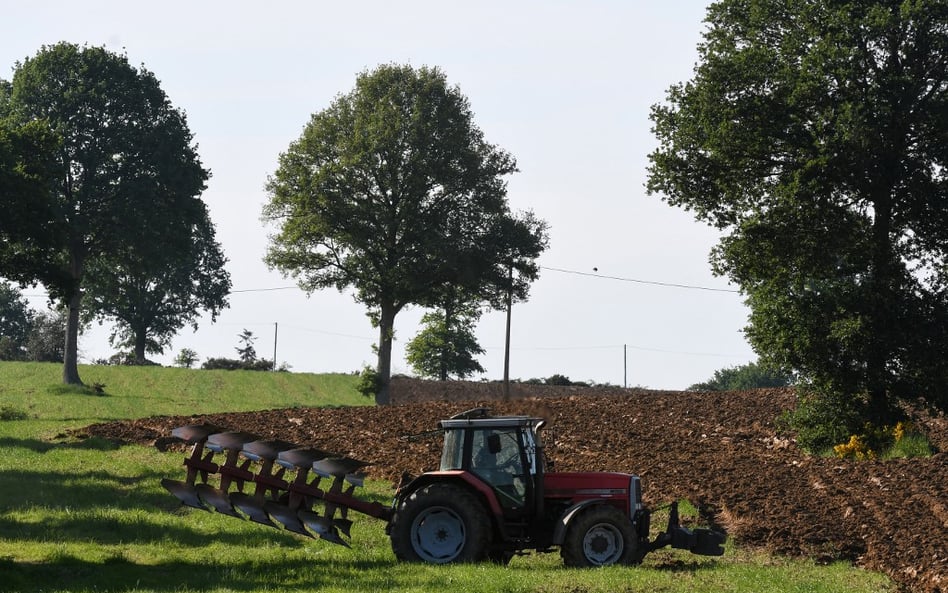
[2,0,758,390]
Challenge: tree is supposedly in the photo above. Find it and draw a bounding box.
[647,1,948,426]
[263,64,543,404]
[406,307,486,380]
[688,361,793,392]
[3,43,210,384]
[235,328,257,363]
[0,282,33,360]
[174,348,199,369]
[82,204,231,363]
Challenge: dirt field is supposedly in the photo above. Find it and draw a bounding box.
[82,384,947,593]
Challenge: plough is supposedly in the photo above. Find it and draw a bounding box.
[160,424,388,546]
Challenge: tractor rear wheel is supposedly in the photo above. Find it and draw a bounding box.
[390,483,491,564]
[560,505,641,567]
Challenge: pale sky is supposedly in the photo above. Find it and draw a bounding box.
[3,0,758,390]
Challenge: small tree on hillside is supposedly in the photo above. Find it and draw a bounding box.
[406,308,485,380]
[174,348,199,369]
[235,329,257,363]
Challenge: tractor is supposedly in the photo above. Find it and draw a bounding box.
[161,408,725,566]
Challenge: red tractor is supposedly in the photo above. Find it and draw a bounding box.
[162,408,725,566]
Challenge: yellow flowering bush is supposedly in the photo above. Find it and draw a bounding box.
[833,422,913,460]
[833,434,875,460]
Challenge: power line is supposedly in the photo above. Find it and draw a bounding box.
[540,266,740,293]
[230,285,299,293]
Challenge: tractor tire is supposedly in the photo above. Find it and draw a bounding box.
[390,483,491,564]
[560,505,642,567]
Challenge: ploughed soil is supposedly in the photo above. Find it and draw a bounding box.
[80,386,948,593]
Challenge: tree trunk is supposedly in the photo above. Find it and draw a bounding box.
[134,330,147,364]
[866,189,895,425]
[375,302,397,406]
[62,288,83,385]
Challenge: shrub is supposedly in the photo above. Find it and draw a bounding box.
[0,404,29,421]
[201,357,274,371]
[355,366,380,398]
[782,388,867,453]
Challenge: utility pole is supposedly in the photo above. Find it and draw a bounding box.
[503,265,513,398]
[272,322,278,371]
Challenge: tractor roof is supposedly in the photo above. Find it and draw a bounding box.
[439,408,545,430]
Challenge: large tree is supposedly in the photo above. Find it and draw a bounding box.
[3,43,210,384]
[264,64,542,404]
[647,1,948,424]
[82,203,230,363]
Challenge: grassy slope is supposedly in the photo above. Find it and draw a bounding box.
[0,362,895,593]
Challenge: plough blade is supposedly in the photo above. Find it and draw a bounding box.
[230,492,277,527]
[161,478,207,510]
[196,484,241,517]
[171,424,226,444]
[300,510,350,547]
[312,457,368,479]
[265,501,313,537]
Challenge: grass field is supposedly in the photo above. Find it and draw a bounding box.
[0,362,896,593]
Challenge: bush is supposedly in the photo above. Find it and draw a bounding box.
[0,404,30,421]
[355,366,380,398]
[201,357,274,371]
[780,388,867,453]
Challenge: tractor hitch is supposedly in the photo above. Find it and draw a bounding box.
[648,501,726,556]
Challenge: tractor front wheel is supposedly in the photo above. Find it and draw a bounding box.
[390,483,491,564]
[560,505,641,567]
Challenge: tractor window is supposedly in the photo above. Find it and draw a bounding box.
[440,429,464,471]
[471,428,526,511]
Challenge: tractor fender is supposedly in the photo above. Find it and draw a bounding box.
[552,499,614,546]
[389,470,505,532]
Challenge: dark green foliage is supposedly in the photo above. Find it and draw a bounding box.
[83,202,230,364]
[688,361,793,391]
[174,348,199,369]
[782,388,896,454]
[22,309,65,363]
[0,283,33,360]
[355,365,380,398]
[201,357,274,371]
[648,1,948,428]
[406,309,485,380]
[235,329,257,363]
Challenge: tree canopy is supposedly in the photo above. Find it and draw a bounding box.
[648,1,948,426]
[2,43,212,383]
[263,64,547,404]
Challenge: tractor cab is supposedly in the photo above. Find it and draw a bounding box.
[438,408,545,517]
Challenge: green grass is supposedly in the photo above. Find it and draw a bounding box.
[883,431,933,459]
[0,362,897,592]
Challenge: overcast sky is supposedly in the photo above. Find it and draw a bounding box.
[2,0,758,390]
